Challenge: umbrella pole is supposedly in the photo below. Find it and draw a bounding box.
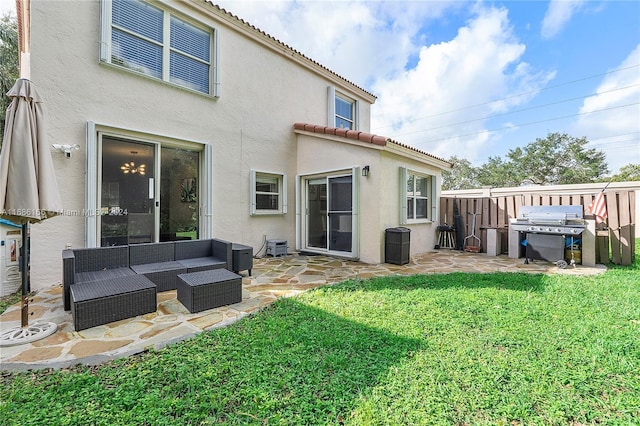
[0,221,57,347]
[21,223,29,328]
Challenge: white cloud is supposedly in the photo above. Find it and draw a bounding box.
[215,0,460,87]
[215,2,561,165]
[541,0,586,39]
[570,44,640,173]
[371,6,553,162]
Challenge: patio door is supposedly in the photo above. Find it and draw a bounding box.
[99,137,200,246]
[306,174,353,254]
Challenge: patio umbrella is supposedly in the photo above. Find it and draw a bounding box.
[0,78,63,346]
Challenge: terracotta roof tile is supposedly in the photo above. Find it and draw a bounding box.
[358,132,373,143]
[371,135,387,146]
[295,123,380,146]
[293,123,451,165]
[387,137,450,164]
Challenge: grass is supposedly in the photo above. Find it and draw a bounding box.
[0,290,22,314]
[1,250,638,425]
[176,230,198,240]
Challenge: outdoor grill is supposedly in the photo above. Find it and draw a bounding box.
[510,205,586,268]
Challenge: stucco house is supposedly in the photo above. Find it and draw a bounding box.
[17,0,451,292]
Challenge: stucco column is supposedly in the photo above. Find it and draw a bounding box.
[508,219,520,259]
[581,219,596,267]
[486,228,501,256]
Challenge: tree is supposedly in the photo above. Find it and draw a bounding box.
[476,156,520,188]
[0,13,19,150]
[606,163,640,182]
[442,156,478,190]
[442,132,610,190]
[505,132,608,185]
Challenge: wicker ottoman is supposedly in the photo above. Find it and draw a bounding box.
[70,275,157,331]
[177,269,242,313]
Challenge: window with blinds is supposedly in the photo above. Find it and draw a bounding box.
[105,0,214,95]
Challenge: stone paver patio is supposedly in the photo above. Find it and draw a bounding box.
[0,250,605,371]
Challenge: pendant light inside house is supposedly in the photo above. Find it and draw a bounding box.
[121,151,146,175]
[121,161,146,175]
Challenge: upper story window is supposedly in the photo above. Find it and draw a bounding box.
[400,167,435,223]
[250,170,288,215]
[101,0,218,96]
[335,95,354,129]
[327,87,359,130]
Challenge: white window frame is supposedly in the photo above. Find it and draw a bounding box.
[86,121,212,247]
[335,94,354,129]
[250,170,287,215]
[99,0,220,97]
[327,86,359,130]
[294,167,359,258]
[400,167,436,224]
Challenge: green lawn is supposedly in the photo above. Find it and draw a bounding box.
[1,253,638,425]
[0,290,21,314]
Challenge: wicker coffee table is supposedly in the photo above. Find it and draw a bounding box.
[177,269,242,313]
[70,275,157,331]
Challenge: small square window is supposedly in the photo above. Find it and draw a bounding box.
[251,171,287,215]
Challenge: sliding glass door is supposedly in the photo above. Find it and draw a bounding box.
[100,137,200,246]
[307,179,327,249]
[306,175,353,254]
[328,176,352,252]
[159,146,200,241]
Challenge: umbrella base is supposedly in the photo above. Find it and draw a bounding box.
[0,321,58,347]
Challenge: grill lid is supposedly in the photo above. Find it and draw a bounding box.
[512,205,585,235]
[527,211,568,225]
[517,205,583,224]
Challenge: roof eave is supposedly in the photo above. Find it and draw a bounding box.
[384,141,453,170]
[293,123,453,170]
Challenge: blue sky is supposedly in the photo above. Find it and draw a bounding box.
[2,0,638,174]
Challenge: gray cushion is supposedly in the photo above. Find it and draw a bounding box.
[130,261,185,275]
[75,267,135,284]
[177,257,225,269]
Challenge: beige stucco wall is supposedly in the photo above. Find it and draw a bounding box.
[296,134,383,263]
[296,133,446,263]
[27,0,373,290]
[379,148,444,260]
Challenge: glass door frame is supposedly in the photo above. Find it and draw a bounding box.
[97,135,161,245]
[299,167,359,258]
[87,122,211,247]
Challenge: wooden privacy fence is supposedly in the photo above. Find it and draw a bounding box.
[440,190,636,266]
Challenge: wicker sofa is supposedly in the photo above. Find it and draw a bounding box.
[62,239,232,312]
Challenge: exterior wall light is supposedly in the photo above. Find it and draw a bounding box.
[51,144,80,158]
[362,165,370,177]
